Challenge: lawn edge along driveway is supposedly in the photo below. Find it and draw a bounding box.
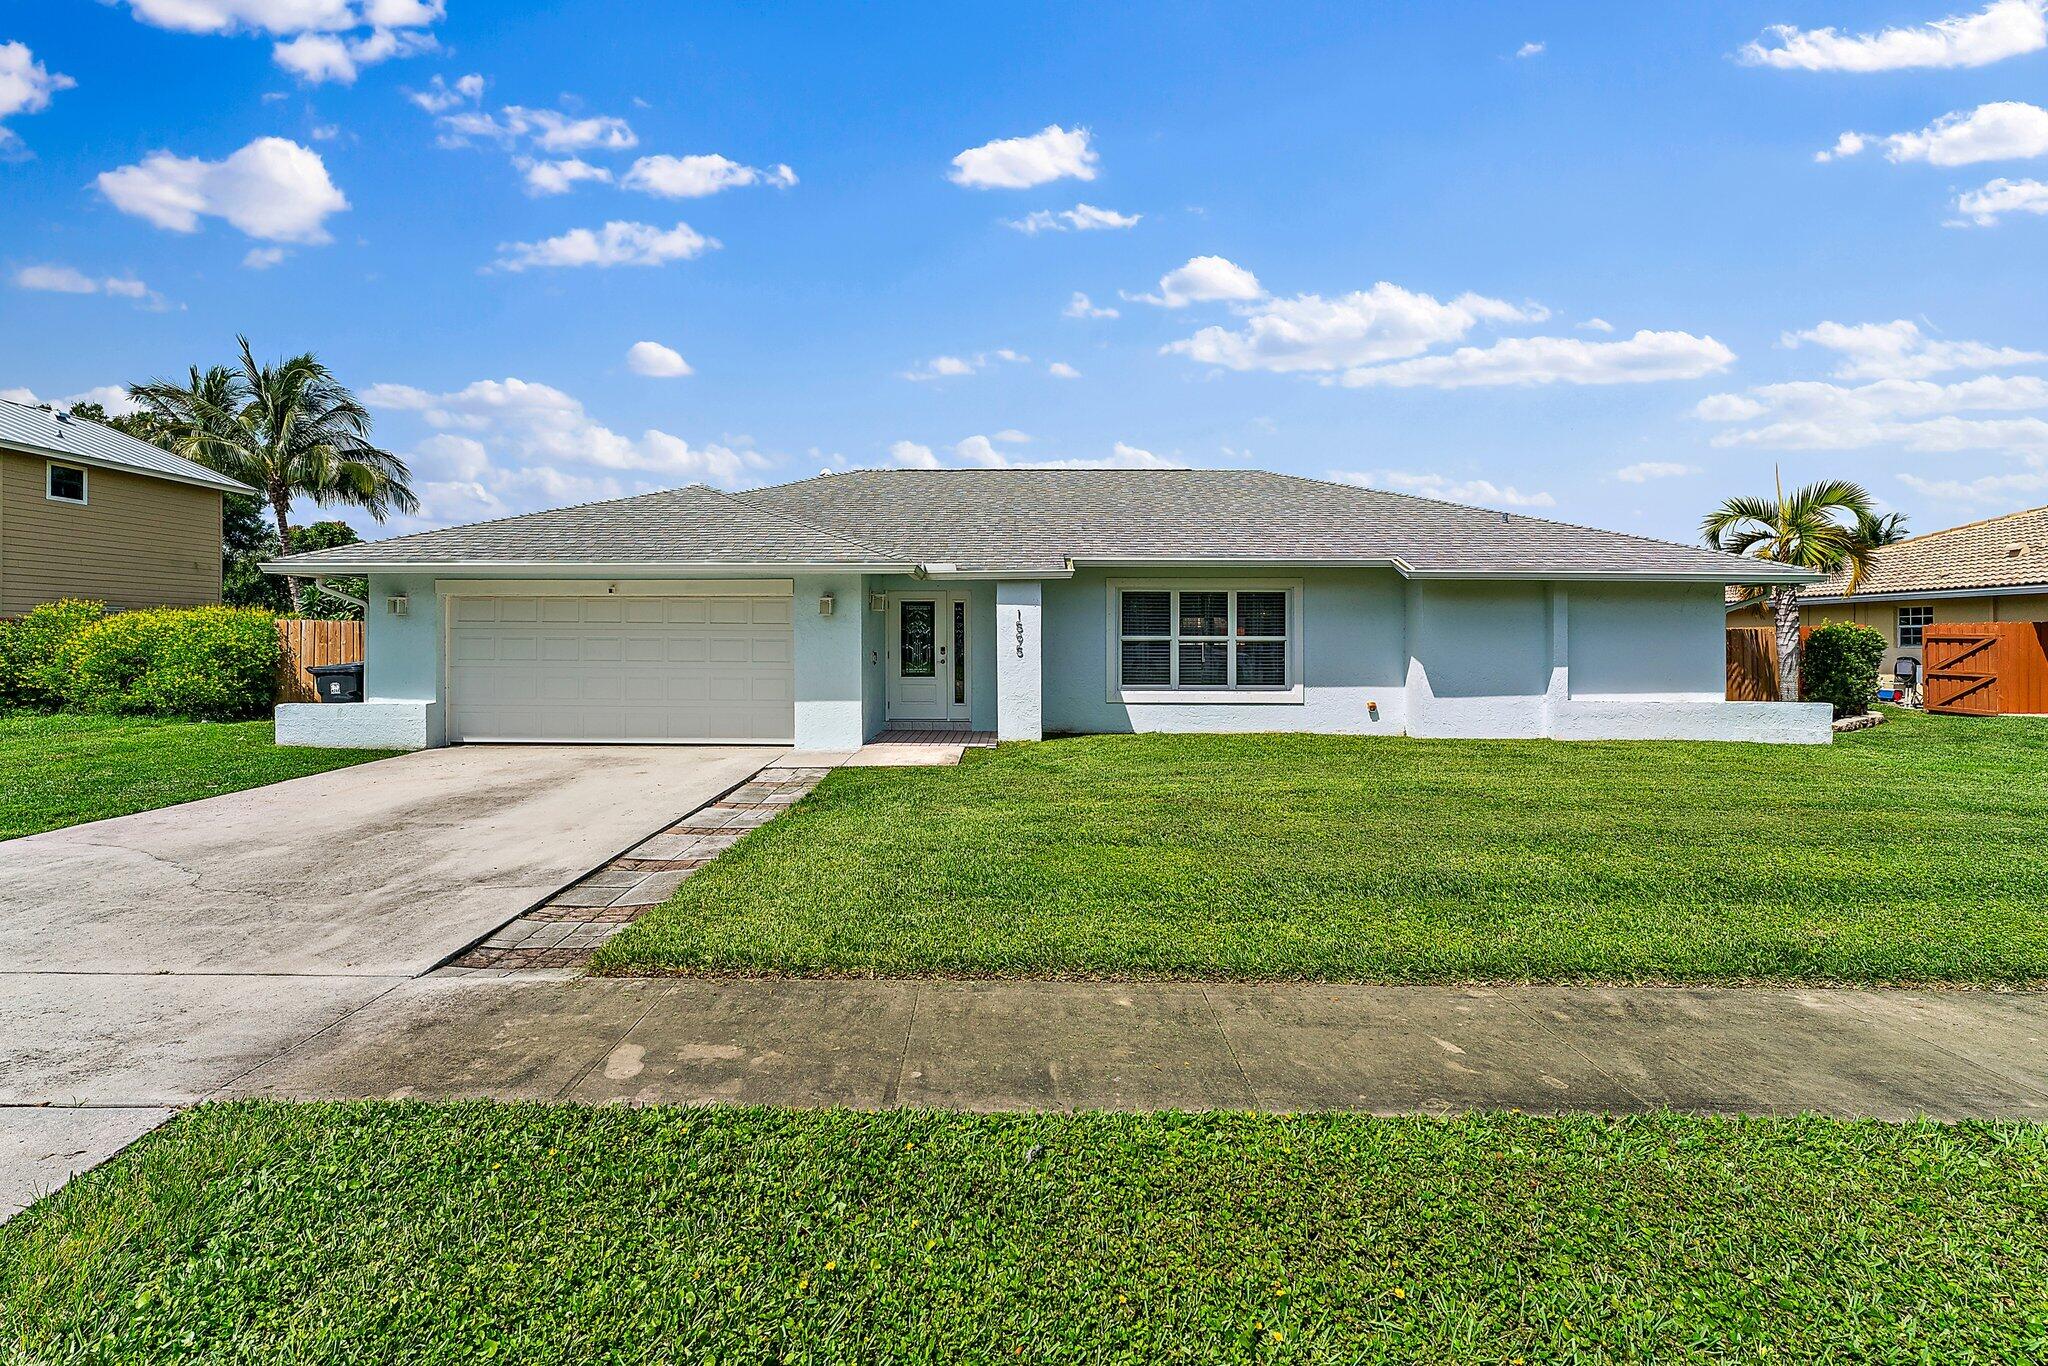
[593,710,2048,986]
[0,714,398,842]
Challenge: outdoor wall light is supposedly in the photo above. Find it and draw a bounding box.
[385,595,410,617]
[869,590,887,613]
[819,592,836,617]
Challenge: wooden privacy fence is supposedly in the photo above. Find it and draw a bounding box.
[275,618,364,702]
[1726,627,1778,701]
[1923,621,2048,716]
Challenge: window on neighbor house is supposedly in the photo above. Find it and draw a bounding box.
[1897,605,1934,648]
[46,463,87,504]
[1117,586,1293,692]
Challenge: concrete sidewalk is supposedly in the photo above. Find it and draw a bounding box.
[225,978,2048,1121]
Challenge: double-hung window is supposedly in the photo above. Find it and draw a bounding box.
[1897,605,1934,648]
[1114,583,1298,700]
[46,463,87,504]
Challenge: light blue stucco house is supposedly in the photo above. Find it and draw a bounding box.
[267,468,1831,749]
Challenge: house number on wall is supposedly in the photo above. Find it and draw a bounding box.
[1014,610,1025,658]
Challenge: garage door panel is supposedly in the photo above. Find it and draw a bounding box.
[448,594,795,743]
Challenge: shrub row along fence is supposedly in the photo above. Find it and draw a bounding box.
[276,618,365,703]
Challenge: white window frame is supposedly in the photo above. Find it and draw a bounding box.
[46,461,88,505]
[1106,579,1303,705]
[1896,604,1934,649]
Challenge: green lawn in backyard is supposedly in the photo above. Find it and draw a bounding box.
[596,708,2048,984]
[2,1102,2042,1361]
[0,713,397,841]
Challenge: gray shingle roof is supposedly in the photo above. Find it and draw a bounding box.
[1799,504,2048,599]
[0,399,253,496]
[271,467,1812,581]
[267,483,907,571]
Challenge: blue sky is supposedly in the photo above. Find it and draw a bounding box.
[5,1,2048,544]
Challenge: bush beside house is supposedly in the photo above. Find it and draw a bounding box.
[0,600,282,721]
[1801,621,1887,719]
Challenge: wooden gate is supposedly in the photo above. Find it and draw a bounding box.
[275,618,365,702]
[1923,622,2048,716]
[1726,628,1778,701]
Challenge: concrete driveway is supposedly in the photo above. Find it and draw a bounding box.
[0,743,778,1218]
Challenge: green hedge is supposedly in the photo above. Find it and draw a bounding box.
[1801,620,1887,719]
[1,604,281,721]
[0,599,107,711]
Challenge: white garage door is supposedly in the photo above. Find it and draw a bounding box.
[446,594,794,743]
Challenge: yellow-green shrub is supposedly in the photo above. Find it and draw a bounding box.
[58,606,281,720]
[0,599,107,711]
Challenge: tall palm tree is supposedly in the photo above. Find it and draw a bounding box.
[1844,509,1912,594]
[131,338,416,612]
[1702,470,1874,701]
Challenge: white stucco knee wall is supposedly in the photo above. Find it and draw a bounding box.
[276,701,442,750]
[1548,700,1834,744]
[996,580,1043,742]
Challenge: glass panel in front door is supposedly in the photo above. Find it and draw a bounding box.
[953,600,966,705]
[901,601,936,677]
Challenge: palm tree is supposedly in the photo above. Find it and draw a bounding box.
[131,338,416,613]
[1702,471,1874,702]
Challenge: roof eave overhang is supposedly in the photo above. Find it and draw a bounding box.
[1781,582,2048,606]
[1068,556,1814,584]
[260,558,921,577]
[4,440,255,496]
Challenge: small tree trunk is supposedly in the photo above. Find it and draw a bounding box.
[1771,586,1801,702]
[271,489,302,615]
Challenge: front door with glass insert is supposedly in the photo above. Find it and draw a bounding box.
[886,593,970,722]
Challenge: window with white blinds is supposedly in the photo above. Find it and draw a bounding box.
[1115,585,1296,695]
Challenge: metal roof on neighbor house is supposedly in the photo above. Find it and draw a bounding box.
[1797,504,2048,600]
[0,399,254,496]
[269,467,1814,582]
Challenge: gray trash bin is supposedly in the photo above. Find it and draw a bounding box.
[307,662,364,703]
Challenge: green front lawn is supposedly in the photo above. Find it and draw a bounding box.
[0,713,397,841]
[596,709,2048,984]
[3,1103,2042,1361]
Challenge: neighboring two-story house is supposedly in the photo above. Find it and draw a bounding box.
[0,399,251,618]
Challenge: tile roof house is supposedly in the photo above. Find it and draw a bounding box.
[1728,504,2048,680]
[269,468,1831,750]
[0,399,252,617]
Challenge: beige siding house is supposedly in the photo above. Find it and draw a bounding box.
[1729,505,2048,680]
[0,400,253,618]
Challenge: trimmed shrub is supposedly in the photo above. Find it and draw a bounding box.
[58,606,281,721]
[0,599,107,711]
[1801,620,1887,719]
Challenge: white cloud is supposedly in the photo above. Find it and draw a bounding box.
[1064,291,1118,319]
[621,154,797,198]
[273,24,435,85]
[0,42,75,152]
[517,156,613,195]
[948,124,1098,189]
[1742,0,2046,72]
[898,350,1031,382]
[1515,41,1546,58]
[1829,101,2048,166]
[1614,461,1701,483]
[626,340,692,377]
[243,246,289,269]
[1334,330,1734,389]
[1955,176,2048,224]
[1166,282,1535,372]
[1898,469,2048,500]
[889,439,939,468]
[1047,361,1081,379]
[363,0,443,24]
[1697,375,2048,451]
[96,137,348,243]
[1128,255,1264,308]
[1330,469,1556,509]
[490,220,717,271]
[366,376,770,497]
[1005,203,1141,234]
[118,1,356,35]
[436,104,638,153]
[1783,319,2046,379]
[0,384,142,417]
[1578,317,1615,333]
[14,264,166,308]
[408,71,482,114]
